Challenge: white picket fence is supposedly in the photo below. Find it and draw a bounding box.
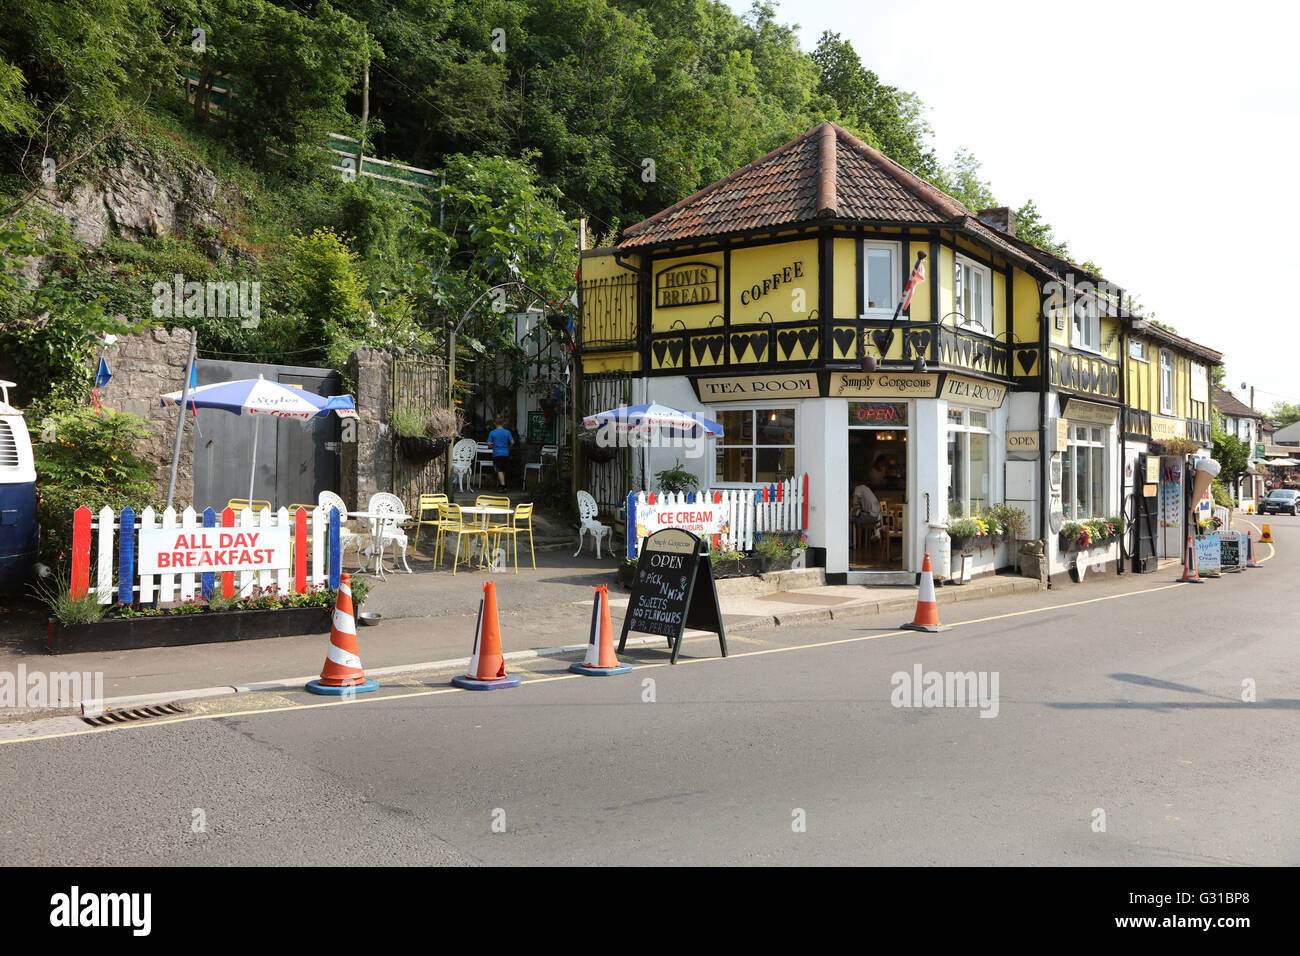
[628,474,808,554]
[77,505,335,605]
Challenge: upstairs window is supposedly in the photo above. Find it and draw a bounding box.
[954,255,991,332]
[861,241,900,313]
[1072,295,1101,352]
[1159,351,1175,415]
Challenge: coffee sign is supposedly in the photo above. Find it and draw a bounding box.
[656,262,719,308]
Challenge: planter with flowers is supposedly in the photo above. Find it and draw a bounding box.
[946,515,1000,552]
[1059,516,1125,552]
[754,531,808,572]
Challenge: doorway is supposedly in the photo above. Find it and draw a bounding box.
[848,425,908,570]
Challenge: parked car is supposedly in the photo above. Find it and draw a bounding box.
[0,380,39,593]
[1259,488,1299,515]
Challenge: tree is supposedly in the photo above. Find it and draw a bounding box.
[1212,420,1251,502]
[939,149,997,211]
[1268,401,1300,427]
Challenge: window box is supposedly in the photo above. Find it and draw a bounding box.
[710,555,763,579]
[950,533,997,552]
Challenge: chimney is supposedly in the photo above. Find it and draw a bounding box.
[977,206,1016,237]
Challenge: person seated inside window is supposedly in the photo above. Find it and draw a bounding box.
[852,482,881,531]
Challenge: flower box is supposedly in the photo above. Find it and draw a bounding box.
[759,556,795,573]
[46,606,333,655]
[710,556,763,579]
[1058,532,1117,553]
[950,534,996,552]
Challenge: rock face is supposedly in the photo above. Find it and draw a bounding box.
[38,145,231,249]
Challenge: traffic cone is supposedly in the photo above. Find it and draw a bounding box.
[1260,523,1274,543]
[1177,534,1203,584]
[306,573,379,695]
[1244,531,1261,568]
[901,552,947,632]
[451,581,521,690]
[570,585,632,675]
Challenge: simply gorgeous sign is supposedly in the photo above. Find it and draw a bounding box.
[137,527,291,574]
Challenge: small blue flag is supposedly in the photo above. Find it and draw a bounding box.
[189,362,197,388]
[94,358,111,388]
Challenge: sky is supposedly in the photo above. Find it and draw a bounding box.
[725,0,1300,413]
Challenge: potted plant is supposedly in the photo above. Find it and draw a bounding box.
[654,461,700,496]
[986,503,1027,541]
[754,531,807,572]
[1059,521,1085,551]
[617,558,639,589]
[577,427,618,463]
[392,406,461,462]
[946,516,993,551]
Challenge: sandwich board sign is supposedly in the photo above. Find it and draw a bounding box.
[1194,533,1221,577]
[1219,532,1241,572]
[618,528,727,664]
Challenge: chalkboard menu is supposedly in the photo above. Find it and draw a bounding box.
[1220,532,1241,571]
[618,528,727,664]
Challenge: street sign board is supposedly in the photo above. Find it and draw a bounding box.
[618,528,726,664]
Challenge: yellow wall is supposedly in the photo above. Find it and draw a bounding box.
[728,239,819,326]
[906,239,930,323]
[935,243,954,323]
[833,238,855,319]
[580,250,639,349]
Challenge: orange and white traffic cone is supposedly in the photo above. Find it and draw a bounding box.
[306,572,379,695]
[1177,534,1203,584]
[902,552,947,632]
[570,585,632,675]
[451,581,521,690]
[1260,523,1274,543]
[1244,531,1261,568]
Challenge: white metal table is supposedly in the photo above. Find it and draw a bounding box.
[458,506,513,570]
[348,510,411,579]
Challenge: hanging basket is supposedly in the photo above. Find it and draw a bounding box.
[397,435,451,463]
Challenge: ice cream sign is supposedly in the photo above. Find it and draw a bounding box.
[636,503,722,544]
[137,527,292,574]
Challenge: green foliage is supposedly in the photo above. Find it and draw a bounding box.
[390,407,429,438]
[30,569,107,626]
[753,531,805,559]
[1211,477,1233,508]
[1268,401,1300,427]
[1212,420,1251,490]
[986,503,1028,539]
[32,404,158,568]
[654,462,699,495]
[938,149,997,211]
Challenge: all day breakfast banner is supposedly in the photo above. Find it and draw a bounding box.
[137,527,292,575]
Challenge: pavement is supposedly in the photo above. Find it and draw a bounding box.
[0,514,1289,866]
[0,536,1039,709]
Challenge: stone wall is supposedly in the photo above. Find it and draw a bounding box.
[96,327,195,503]
[343,347,448,508]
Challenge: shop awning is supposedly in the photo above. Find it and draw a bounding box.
[1266,457,1300,466]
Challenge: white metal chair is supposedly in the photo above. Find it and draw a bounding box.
[575,490,612,559]
[523,444,559,490]
[363,492,412,574]
[475,441,496,488]
[450,439,477,492]
[317,491,368,571]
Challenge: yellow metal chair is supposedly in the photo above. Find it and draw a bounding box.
[444,503,489,575]
[411,493,449,560]
[474,494,513,546]
[492,502,536,573]
[226,498,272,514]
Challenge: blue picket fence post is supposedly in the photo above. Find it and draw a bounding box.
[201,507,216,599]
[625,491,636,558]
[328,507,341,589]
[117,506,135,605]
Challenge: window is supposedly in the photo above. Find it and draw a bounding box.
[947,407,991,516]
[861,241,899,313]
[954,255,992,332]
[1128,339,1148,361]
[714,408,796,483]
[1072,296,1100,352]
[1159,351,1174,414]
[1060,425,1107,520]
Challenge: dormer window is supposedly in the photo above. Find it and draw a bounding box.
[954,255,991,332]
[1072,293,1101,352]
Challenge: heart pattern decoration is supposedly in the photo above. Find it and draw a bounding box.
[691,335,725,365]
[832,328,857,358]
[870,328,895,356]
[730,331,768,362]
[906,330,931,358]
[651,338,685,368]
[1017,349,1036,374]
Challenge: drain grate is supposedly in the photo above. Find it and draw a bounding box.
[82,702,187,727]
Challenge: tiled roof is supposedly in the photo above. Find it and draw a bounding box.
[620,122,959,248]
[1212,386,1259,419]
[1132,321,1223,364]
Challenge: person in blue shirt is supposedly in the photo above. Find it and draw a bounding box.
[487,414,515,491]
